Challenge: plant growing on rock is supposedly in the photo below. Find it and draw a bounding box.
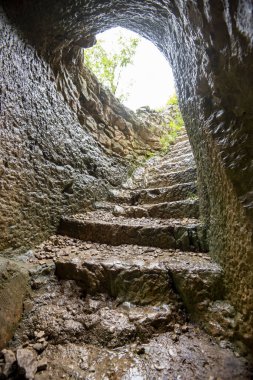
[159,94,184,152]
[83,33,140,102]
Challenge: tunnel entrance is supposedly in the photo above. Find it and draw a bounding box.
[83,27,175,111]
[81,26,185,160]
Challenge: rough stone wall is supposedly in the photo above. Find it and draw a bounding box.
[2,0,253,349]
[0,8,129,254]
[58,61,164,159]
[0,6,167,255]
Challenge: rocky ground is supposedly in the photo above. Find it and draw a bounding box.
[1,130,252,379]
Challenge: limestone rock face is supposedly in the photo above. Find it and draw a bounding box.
[69,66,167,159]
[0,8,128,254]
[0,259,29,349]
[1,0,253,350]
[0,6,171,255]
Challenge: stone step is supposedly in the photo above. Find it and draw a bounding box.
[137,182,197,205]
[174,133,189,143]
[145,167,197,189]
[34,293,183,348]
[146,161,195,176]
[122,152,195,190]
[52,237,222,321]
[123,167,197,190]
[109,181,197,205]
[94,199,199,219]
[144,151,194,170]
[58,211,205,251]
[19,272,183,349]
[149,153,194,168]
[171,139,191,149]
[165,151,194,164]
[169,145,193,156]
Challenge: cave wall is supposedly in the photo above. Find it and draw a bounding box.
[0,7,129,254]
[0,5,165,255]
[1,0,253,348]
[57,60,165,159]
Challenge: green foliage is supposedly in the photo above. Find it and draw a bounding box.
[83,33,140,101]
[144,150,156,160]
[186,192,198,200]
[159,94,184,153]
[166,93,178,106]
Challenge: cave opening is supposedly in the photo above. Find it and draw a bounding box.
[81,26,186,160]
[83,26,175,111]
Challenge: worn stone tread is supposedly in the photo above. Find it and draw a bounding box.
[146,166,196,183]
[32,236,223,318]
[58,211,204,251]
[94,199,199,219]
[55,244,222,316]
[109,181,197,205]
[146,158,195,174]
[123,167,197,189]
[147,162,195,176]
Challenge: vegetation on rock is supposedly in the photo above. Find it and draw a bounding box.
[83,33,140,101]
[135,94,184,156]
[159,94,184,152]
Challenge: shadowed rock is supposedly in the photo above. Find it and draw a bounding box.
[0,259,29,349]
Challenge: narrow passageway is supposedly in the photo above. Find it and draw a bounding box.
[6,130,251,379]
[1,0,253,377]
[60,128,202,251]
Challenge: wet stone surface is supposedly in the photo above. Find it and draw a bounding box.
[32,236,222,313]
[32,335,252,380]
[2,263,252,380]
[0,240,251,379]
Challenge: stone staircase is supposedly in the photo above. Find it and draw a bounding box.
[59,130,204,254]
[3,130,252,379]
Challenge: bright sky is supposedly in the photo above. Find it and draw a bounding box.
[96,27,175,111]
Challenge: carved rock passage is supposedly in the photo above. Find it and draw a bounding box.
[3,132,252,378]
[1,0,253,350]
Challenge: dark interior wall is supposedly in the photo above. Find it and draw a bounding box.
[2,0,253,346]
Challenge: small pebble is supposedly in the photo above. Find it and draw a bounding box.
[35,331,45,339]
